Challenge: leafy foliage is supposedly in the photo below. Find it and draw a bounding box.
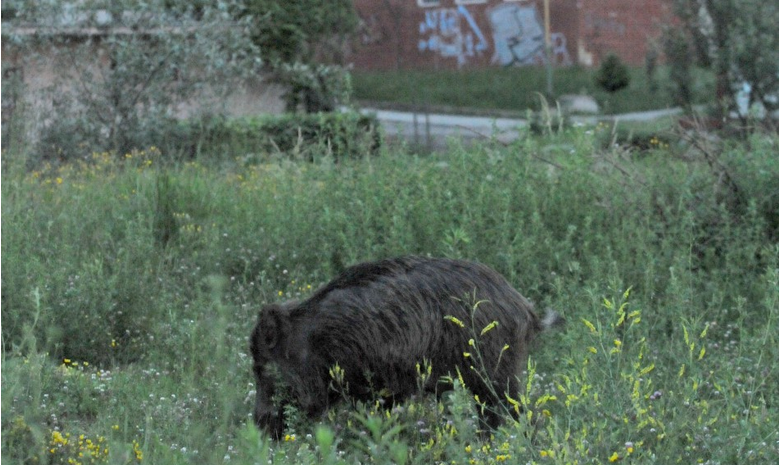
[670,0,778,122]
[5,0,261,161]
[239,0,358,112]
[175,111,382,162]
[273,61,352,113]
[240,0,357,64]
[594,53,631,93]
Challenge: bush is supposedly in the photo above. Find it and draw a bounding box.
[178,111,382,161]
[595,53,631,93]
[273,61,352,113]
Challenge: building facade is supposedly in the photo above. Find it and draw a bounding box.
[349,0,674,70]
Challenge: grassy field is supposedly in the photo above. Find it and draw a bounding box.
[351,66,716,115]
[1,124,778,464]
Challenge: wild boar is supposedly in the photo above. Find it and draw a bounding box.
[250,256,562,438]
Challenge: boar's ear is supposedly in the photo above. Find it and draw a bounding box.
[257,304,286,350]
[541,308,566,331]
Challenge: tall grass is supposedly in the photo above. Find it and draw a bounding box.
[1,127,777,464]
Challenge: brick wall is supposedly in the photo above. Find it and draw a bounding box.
[349,0,674,70]
[575,0,675,67]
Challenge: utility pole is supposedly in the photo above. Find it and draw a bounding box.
[543,0,553,98]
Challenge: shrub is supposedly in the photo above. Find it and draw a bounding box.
[273,61,352,113]
[179,111,382,161]
[595,53,631,93]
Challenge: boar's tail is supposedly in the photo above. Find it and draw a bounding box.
[540,308,565,331]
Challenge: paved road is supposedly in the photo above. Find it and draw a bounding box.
[365,108,525,147]
[356,106,686,149]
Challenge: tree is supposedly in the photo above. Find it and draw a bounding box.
[671,0,778,123]
[240,0,359,112]
[240,0,357,65]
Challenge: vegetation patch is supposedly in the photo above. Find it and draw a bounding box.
[352,66,716,115]
[1,124,777,464]
[174,111,382,162]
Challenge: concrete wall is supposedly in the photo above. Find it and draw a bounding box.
[350,0,674,70]
[1,33,287,128]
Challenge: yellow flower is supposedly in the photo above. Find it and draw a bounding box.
[609,451,619,462]
[581,318,597,333]
[132,440,143,461]
[480,321,498,335]
[284,434,296,442]
[540,450,548,457]
[444,315,465,328]
[52,431,67,445]
[465,445,472,454]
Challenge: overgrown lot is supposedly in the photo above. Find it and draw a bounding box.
[1,125,778,464]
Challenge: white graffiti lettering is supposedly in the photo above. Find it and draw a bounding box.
[418,5,489,67]
[487,3,571,67]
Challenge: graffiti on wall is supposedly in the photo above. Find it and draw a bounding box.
[417,2,571,67]
[487,3,571,66]
[417,6,489,67]
[487,3,542,65]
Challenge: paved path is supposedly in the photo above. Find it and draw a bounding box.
[571,107,685,124]
[364,108,525,147]
[357,106,685,148]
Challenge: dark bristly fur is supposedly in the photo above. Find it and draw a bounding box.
[250,256,562,439]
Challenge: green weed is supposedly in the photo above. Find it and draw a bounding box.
[1,126,777,463]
